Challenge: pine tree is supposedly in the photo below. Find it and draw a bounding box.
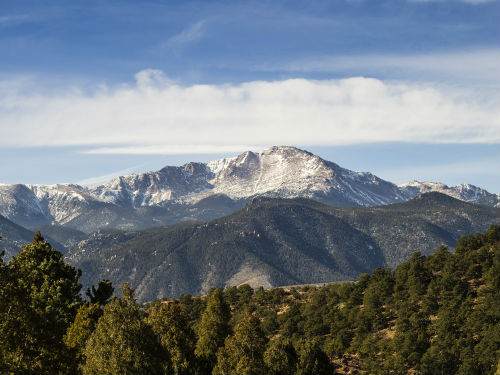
[213,312,268,375]
[148,302,197,375]
[195,288,231,372]
[65,303,103,374]
[86,279,114,306]
[82,284,168,375]
[0,233,82,374]
[294,339,335,375]
[263,338,297,375]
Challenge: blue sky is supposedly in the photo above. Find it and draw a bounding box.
[1,0,499,192]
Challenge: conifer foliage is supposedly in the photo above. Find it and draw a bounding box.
[213,312,268,375]
[81,284,168,375]
[148,302,197,375]
[194,288,231,372]
[0,232,81,374]
[0,226,499,374]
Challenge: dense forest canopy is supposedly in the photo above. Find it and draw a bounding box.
[0,226,499,374]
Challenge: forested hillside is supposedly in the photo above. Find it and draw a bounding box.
[72,193,499,301]
[1,226,499,374]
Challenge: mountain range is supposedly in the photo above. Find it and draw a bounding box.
[0,146,497,234]
[68,193,499,301]
[1,146,498,301]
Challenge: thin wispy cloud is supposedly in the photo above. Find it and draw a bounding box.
[163,20,206,49]
[84,144,263,155]
[258,48,500,86]
[77,165,144,186]
[0,70,497,155]
[0,14,32,26]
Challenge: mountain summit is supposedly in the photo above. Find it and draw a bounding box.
[91,146,407,207]
[0,146,497,231]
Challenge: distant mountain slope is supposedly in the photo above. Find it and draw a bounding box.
[31,224,88,251]
[0,214,67,259]
[398,180,495,203]
[0,214,35,259]
[0,146,497,232]
[71,193,500,302]
[327,192,499,267]
[474,193,500,208]
[0,184,51,228]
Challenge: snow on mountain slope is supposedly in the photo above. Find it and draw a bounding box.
[207,147,336,198]
[399,181,491,202]
[0,146,496,229]
[0,184,51,227]
[90,162,213,207]
[28,184,100,224]
[206,146,405,206]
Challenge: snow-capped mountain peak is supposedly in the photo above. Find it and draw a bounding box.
[0,146,497,231]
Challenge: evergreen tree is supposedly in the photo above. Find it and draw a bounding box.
[82,284,168,375]
[294,339,335,375]
[263,338,297,375]
[148,302,197,375]
[0,233,82,374]
[86,279,114,306]
[65,303,103,374]
[213,312,268,375]
[195,288,231,372]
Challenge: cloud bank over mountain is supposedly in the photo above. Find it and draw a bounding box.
[1,71,498,155]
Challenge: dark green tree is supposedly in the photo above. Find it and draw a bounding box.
[65,303,103,374]
[82,284,168,375]
[195,288,231,372]
[0,233,82,374]
[86,279,114,306]
[148,302,197,375]
[213,312,268,375]
[263,338,297,375]
[295,339,335,375]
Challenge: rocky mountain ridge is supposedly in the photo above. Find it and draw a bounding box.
[71,193,500,301]
[0,146,497,231]
[398,180,491,202]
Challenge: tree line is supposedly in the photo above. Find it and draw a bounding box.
[0,226,499,374]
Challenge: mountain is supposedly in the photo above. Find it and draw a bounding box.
[0,213,67,259]
[0,213,36,259]
[398,180,497,203]
[31,224,88,251]
[0,184,52,228]
[0,147,497,233]
[70,193,500,302]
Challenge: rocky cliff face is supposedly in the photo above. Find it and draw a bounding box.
[0,146,496,231]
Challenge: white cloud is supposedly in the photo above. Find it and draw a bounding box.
[259,48,500,86]
[163,20,206,48]
[83,144,264,155]
[134,69,174,89]
[0,72,498,154]
[77,165,144,186]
